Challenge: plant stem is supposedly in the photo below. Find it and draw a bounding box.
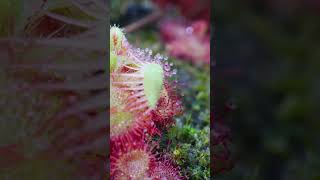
[124,10,163,33]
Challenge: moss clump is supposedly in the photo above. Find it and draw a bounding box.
[166,126,210,179]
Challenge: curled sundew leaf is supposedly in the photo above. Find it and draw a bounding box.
[142,62,164,108]
[111,47,169,115]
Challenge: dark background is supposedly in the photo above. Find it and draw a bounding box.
[215,0,320,179]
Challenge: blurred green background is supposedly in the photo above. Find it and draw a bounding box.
[215,0,320,179]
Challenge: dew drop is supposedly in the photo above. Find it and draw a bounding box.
[164,64,170,72]
[172,69,177,75]
[186,26,193,34]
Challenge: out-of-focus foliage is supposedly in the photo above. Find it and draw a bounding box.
[111,0,152,26]
[159,19,210,65]
[215,0,320,179]
[153,0,211,21]
[0,1,108,178]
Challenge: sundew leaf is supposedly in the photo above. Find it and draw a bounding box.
[142,62,164,108]
[55,92,108,119]
[44,12,94,28]
[13,60,105,72]
[31,75,107,91]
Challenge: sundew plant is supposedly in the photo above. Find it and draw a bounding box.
[110,26,184,179]
[111,0,212,179]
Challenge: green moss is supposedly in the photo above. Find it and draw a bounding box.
[165,126,210,179]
